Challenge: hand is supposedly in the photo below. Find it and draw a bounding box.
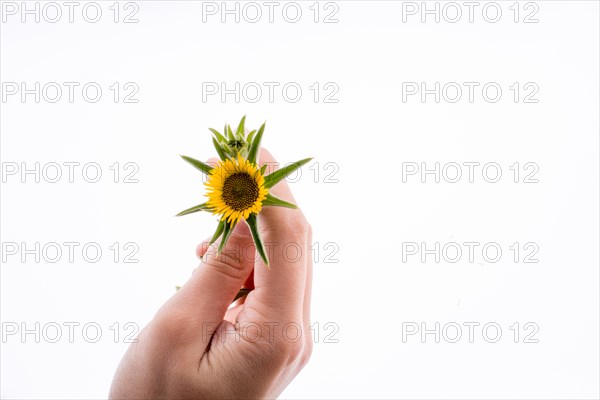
[109,149,313,399]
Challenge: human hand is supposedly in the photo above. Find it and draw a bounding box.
[109,149,313,399]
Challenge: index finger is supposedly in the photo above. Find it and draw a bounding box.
[245,148,311,321]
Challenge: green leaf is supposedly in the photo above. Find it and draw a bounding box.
[209,220,226,245]
[217,222,230,253]
[246,214,269,266]
[212,137,228,160]
[236,115,246,139]
[262,193,297,209]
[176,202,211,216]
[246,130,256,148]
[222,142,233,156]
[218,220,237,253]
[224,123,230,140]
[247,122,265,164]
[209,128,227,144]
[233,288,252,302]
[264,158,312,188]
[180,155,213,175]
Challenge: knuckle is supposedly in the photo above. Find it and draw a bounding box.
[206,257,247,281]
[150,309,195,343]
[244,320,312,370]
[284,215,310,239]
[299,339,313,369]
[204,248,249,281]
[272,337,305,366]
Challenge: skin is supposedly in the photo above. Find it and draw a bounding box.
[109,149,313,399]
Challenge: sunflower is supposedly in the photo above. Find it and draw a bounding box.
[177,116,312,266]
[205,154,269,226]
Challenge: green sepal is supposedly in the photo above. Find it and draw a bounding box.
[227,124,234,140]
[224,124,230,140]
[209,128,227,144]
[176,202,211,216]
[260,164,267,175]
[236,115,246,139]
[264,158,312,188]
[209,220,226,245]
[212,137,228,160]
[247,122,265,164]
[246,130,256,148]
[262,193,297,209]
[246,214,269,266]
[222,142,233,156]
[218,220,237,253]
[181,155,213,175]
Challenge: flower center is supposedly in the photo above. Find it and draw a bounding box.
[222,172,259,211]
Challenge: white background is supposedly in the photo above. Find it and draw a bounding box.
[1,1,599,398]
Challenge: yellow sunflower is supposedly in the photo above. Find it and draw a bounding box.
[177,116,312,266]
[205,154,268,226]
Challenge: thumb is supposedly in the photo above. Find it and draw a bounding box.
[154,221,255,350]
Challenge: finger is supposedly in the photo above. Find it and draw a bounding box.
[302,224,314,359]
[196,237,212,259]
[154,221,255,350]
[258,149,297,203]
[193,157,221,260]
[225,302,245,324]
[206,157,220,168]
[245,149,310,322]
[304,226,313,323]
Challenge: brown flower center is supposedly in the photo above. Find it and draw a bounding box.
[222,172,259,211]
